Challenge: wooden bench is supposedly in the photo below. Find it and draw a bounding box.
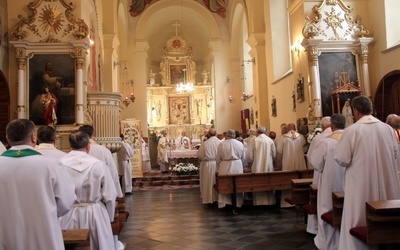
[302,184,317,215]
[321,191,344,228]
[350,200,400,245]
[215,169,313,212]
[63,229,90,249]
[287,178,313,206]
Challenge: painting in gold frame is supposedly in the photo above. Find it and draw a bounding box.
[169,95,191,125]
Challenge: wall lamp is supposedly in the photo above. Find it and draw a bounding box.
[228,95,233,103]
[241,58,255,66]
[241,92,252,101]
[114,61,122,69]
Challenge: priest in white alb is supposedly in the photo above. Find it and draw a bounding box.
[335,96,400,250]
[305,116,331,235]
[276,123,307,207]
[216,129,245,208]
[157,129,169,173]
[251,126,276,205]
[198,128,220,204]
[36,125,66,159]
[309,114,345,250]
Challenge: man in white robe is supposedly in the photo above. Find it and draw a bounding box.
[60,130,117,250]
[198,128,220,204]
[36,125,66,159]
[276,123,307,207]
[141,136,151,172]
[306,117,331,235]
[117,133,134,194]
[79,125,123,198]
[251,126,276,205]
[0,119,75,250]
[335,96,400,250]
[386,114,400,178]
[309,114,345,250]
[273,123,287,171]
[243,128,256,169]
[157,130,169,173]
[216,129,245,208]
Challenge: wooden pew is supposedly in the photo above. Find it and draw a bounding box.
[111,201,123,235]
[288,178,313,206]
[350,200,400,245]
[215,169,313,212]
[63,229,90,249]
[321,191,344,228]
[302,184,317,215]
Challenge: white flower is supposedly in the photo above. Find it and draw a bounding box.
[307,127,322,144]
[172,163,199,173]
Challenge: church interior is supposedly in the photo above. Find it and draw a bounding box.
[1,0,400,159]
[1,0,400,249]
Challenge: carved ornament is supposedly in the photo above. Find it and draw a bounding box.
[12,0,89,42]
[302,0,370,41]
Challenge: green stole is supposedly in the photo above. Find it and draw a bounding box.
[1,148,42,158]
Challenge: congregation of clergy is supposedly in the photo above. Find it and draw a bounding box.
[1,95,400,250]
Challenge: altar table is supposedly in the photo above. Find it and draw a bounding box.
[167,149,199,165]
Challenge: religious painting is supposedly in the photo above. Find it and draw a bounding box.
[169,95,191,125]
[297,76,304,102]
[271,96,277,117]
[297,117,308,136]
[120,119,143,178]
[318,52,358,116]
[28,53,75,125]
[169,64,186,85]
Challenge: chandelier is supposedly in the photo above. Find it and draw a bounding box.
[176,82,194,92]
[118,62,135,107]
[176,68,194,93]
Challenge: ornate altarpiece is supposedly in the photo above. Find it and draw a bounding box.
[301,0,373,124]
[147,33,214,139]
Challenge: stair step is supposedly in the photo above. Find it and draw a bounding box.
[132,171,199,187]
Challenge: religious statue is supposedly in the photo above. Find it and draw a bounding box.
[342,99,354,127]
[149,69,157,86]
[201,69,208,85]
[40,86,58,125]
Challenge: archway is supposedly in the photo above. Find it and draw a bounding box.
[374,70,400,121]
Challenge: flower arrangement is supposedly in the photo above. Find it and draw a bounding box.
[306,127,323,145]
[172,163,199,175]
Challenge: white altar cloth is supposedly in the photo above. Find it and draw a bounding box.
[167,150,198,159]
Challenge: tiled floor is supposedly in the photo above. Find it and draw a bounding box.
[119,188,317,250]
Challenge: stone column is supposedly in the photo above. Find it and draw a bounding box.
[17,58,26,118]
[357,37,374,98]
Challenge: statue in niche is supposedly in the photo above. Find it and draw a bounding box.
[201,69,208,85]
[149,69,157,86]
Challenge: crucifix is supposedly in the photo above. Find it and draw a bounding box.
[172,20,180,36]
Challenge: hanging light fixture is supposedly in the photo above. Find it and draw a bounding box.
[176,68,193,93]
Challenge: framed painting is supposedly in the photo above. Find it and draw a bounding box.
[28,53,75,125]
[318,52,358,116]
[169,64,186,85]
[169,95,191,125]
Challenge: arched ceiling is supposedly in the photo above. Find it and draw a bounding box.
[134,0,222,66]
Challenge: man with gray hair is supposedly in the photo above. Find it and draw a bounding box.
[306,116,331,235]
[216,129,245,208]
[198,128,220,204]
[335,96,400,249]
[251,126,276,205]
[243,128,257,169]
[309,114,346,250]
